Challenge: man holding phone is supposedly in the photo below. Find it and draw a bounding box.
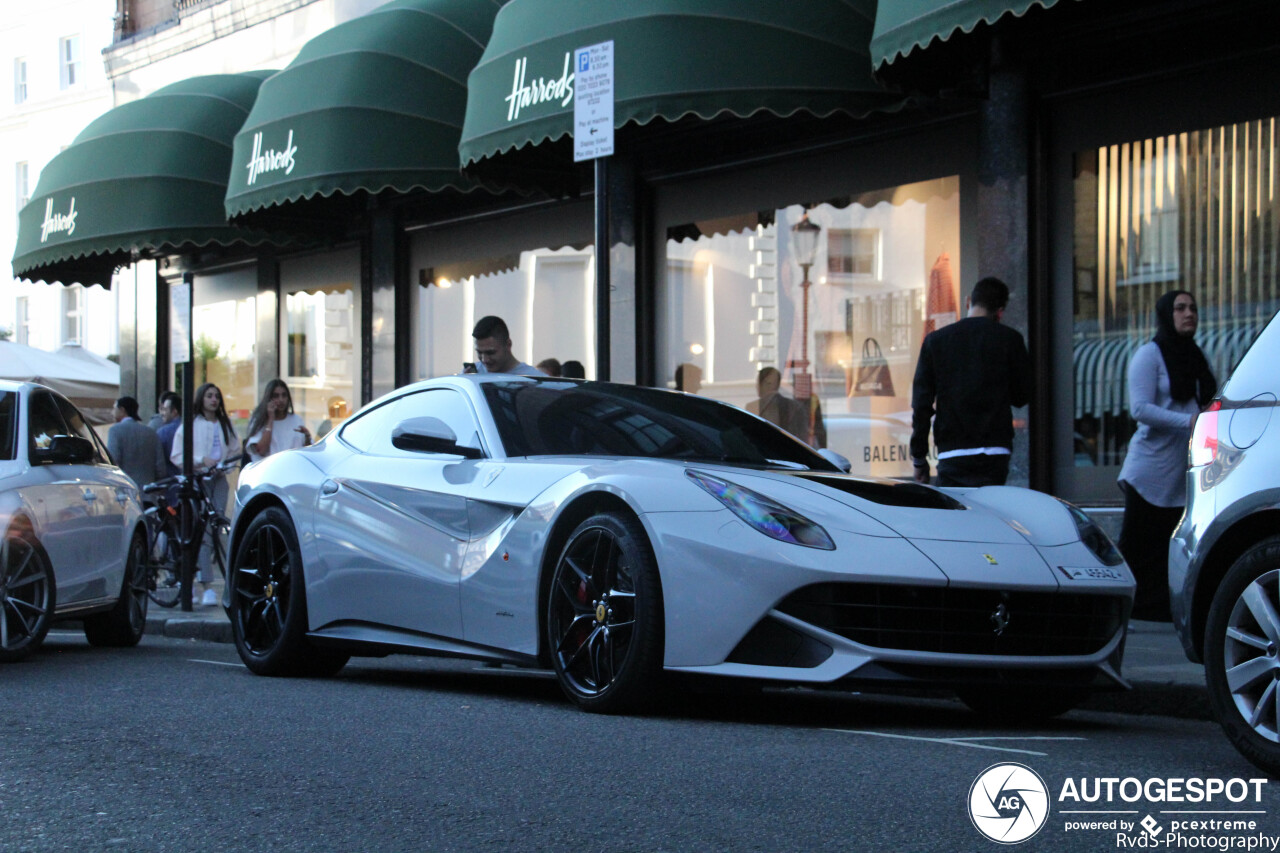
[471,315,545,376]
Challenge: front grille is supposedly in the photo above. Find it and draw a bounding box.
[776,583,1125,656]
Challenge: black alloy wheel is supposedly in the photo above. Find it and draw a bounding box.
[547,511,664,713]
[230,507,347,677]
[0,529,55,662]
[84,532,149,647]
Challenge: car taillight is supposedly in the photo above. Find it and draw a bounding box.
[1189,400,1221,467]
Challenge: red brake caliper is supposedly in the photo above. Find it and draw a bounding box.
[569,578,592,652]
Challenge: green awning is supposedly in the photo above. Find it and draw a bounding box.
[225,0,503,224]
[459,0,900,168]
[870,0,1068,68]
[12,73,286,288]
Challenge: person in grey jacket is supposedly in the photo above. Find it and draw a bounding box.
[1117,290,1217,621]
[107,395,166,490]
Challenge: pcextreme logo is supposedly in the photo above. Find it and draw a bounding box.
[969,762,1050,844]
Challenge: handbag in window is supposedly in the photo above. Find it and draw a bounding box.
[851,337,895,397]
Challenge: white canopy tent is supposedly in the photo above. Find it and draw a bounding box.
[0,341,120,424]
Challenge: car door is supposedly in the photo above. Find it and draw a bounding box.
[22,389,102,604]
[310,388,486,639]
[52,393,128,594]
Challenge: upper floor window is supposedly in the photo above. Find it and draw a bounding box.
[14,58,27,103]
[59,36,81,89]
[15,161,28,218]
[15,297,29,346]
[61,285,83,345]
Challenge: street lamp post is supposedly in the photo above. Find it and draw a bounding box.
[789,213,821,443]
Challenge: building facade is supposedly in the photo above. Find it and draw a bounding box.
[2,0,116,354]
[14,0,1280,518]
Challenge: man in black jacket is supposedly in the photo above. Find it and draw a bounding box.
[910,277,1031,487]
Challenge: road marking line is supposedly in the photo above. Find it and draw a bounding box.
[822,729,1082,756]
[189,659,241,667]
[948,736,1086,742]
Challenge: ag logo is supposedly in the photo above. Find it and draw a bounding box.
[968,762,1050,844]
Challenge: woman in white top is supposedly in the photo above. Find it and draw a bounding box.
[170,382,242,607]
[246,379,311,463]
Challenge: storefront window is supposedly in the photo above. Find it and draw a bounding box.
[191,266,257,433]
[660,177,961,478]
[413,246,596,380]
[281,248,360,440]
[1072,120,1280,475]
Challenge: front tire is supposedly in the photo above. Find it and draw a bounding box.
[0,528,55,662]
[1204,535,1280,776]
[546,512,664,713]
[84,532,149,647]
[230,507,348,677]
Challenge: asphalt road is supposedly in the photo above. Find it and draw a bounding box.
[2,631,1274,853]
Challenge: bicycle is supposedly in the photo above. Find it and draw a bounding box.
[141,456,239,609]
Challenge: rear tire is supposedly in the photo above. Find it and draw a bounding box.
[0,528,55,662]
[84,532,149,647]
[230,507,348,677]
[1204,535,1280,777]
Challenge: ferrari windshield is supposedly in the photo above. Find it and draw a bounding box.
[481,380,838,471]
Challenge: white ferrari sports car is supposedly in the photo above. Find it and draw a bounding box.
[228,375,1134,717]
[0,381,149,661]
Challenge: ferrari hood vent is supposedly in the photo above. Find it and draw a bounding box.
[793,474,967,510]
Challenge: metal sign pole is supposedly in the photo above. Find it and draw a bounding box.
[574,41,614,382]
[176,272,197,611]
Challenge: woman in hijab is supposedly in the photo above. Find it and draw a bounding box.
[1118,290,1217,621]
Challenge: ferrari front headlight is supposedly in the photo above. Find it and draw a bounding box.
[687,470,835,550]
[1060,499,1125,567]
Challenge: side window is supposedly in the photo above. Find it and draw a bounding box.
[52,394,107,463]
[28,391,69,459]
[0,392,16,461]
[387,389,484,457]
[337,398,400,453]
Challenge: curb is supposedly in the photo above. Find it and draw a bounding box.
[146,613,233,644]
[1080,682,1214,722]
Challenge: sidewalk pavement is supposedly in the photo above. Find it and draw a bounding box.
[140,594,1215,720]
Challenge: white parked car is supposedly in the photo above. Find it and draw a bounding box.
[229,375,1133,718]
[0,381,149,661]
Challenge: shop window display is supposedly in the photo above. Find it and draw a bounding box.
[190,267,257,433]
[1072,120,1280,478]
[413,246,595,380]
[281,249,359,440]
[661,178,960,479]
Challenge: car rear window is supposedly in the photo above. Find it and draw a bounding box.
[1223,310,1280,398]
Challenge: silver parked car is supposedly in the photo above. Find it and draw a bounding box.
[1170,309,1280,774]
[0,381,150,661]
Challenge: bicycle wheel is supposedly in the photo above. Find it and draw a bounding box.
[147,529,182,609]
